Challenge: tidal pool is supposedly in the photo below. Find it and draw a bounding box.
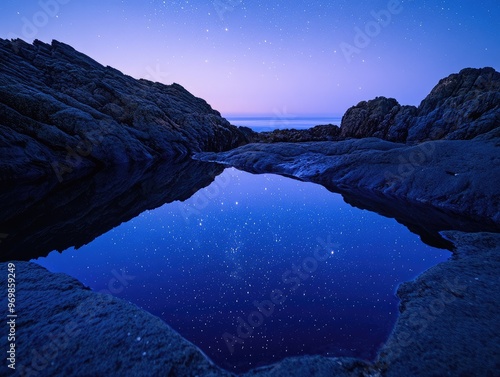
[35,167,450,372]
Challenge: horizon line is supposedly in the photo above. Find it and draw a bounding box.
[222,113,344,118]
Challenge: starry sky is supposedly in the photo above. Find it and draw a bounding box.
[1,0,498,115]
[36,168,450,371]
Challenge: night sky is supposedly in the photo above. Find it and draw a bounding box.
[1,0,498,116]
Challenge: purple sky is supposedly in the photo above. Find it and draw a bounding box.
[1,0,499,116]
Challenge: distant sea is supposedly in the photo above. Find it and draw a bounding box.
[225,116,343,132]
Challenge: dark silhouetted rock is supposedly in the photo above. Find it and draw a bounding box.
[408,67,500,142]
[339,67,500,143]
[340,97,416,142]
[257,124,342,143]
[0,39,249,181]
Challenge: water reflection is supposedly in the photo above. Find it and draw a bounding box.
[1,158,497,372]
[32,166,450,372]
[0,158,223,261]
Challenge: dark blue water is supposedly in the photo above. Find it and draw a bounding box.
[34,168,449,372]
[226,116,342,132]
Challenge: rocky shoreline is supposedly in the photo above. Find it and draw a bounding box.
[194,136,500,235]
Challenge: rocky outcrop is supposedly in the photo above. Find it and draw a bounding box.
[256,124,342,143]
[194,68,500,238]
[409,67,500,141]
[230,125,342,144]
[245,68,499,145]
[2,231,498,376]
[0,39,249,181]
[340,97,417,142]
[0,158,224,261]
[340,67,500,143]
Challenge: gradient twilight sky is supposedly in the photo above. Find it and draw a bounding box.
[1,0,499,116]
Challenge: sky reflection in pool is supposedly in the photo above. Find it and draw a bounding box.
[35,167,450,372]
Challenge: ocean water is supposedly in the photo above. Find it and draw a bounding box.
[34,167,450,373]
[225,116,342,132]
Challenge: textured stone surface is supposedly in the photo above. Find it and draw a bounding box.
[409,67,500,142]
[377,231,500,377]
[340,97,416,142]
[0,38,249,181]
[340,68,499,143]
[256,124,342,143]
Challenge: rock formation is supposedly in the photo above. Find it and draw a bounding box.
[340,67,500,143]
[255,124,342,143]
[236,67,499,145]
[0,39,249,181]
[376,231,500,377]
[0,261,231,377]
[1,39,499,376]
[340,97,417,142]
[195,136,500,243]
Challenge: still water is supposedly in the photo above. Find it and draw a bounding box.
[34,167,449,372]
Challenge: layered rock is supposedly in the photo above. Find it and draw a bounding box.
[340,67,500,143]
[0,39,249,181]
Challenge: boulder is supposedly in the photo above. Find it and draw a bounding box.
[340,97,415,142]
